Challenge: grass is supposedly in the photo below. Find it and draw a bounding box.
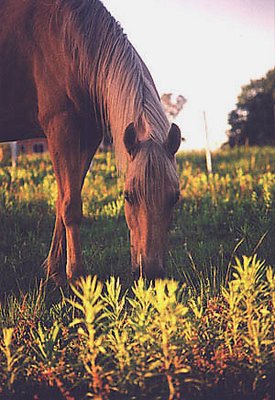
[0,146,274,399]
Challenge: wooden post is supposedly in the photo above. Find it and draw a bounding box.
[203,111,212,174]
[10,141,18,167]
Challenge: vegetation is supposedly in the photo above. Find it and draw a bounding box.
[161,93,186,121]
[0,146,274,399]
[227,68,275,147]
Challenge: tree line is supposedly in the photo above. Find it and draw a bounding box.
[227,68,275,147]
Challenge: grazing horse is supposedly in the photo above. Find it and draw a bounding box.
[0,0,181,283]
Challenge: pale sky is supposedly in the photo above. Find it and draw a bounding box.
[102,0,274,149]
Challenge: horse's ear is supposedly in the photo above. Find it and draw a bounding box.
[124,123,139,156]
[166,123,181,155]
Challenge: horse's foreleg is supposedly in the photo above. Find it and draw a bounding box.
[46,200,66,285]
[45,112,85,282]
[45,112,102,284]
[63,143,101,280]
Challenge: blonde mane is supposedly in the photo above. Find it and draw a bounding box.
[51,0,170,172]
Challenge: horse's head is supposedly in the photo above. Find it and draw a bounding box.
[123,123,181,280]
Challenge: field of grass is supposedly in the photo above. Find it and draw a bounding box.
[0,146,274,399]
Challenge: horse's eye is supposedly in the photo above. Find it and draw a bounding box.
[171,191,180,207]
[124,190,132,204]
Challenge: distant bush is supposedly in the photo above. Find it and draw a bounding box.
[0,143,11,165]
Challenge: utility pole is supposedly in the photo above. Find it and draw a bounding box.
[203,111,212,174]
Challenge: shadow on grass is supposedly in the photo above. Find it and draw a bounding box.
[0,200,53,300]
[0,198,132,302]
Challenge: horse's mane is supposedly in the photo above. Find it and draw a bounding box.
[50,0,170,172]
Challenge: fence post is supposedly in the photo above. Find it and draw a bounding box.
[10,141,18,168]
[203,111,212,174]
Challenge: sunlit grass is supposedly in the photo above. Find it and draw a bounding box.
[0,146,274,398]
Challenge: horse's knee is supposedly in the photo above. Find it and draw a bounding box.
[62,197,82,226]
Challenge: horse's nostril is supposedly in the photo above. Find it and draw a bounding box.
[130,255,165,280]
[142,262,165,280]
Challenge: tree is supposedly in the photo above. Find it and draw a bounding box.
[161,93,187,121]
[227,68,275,147]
